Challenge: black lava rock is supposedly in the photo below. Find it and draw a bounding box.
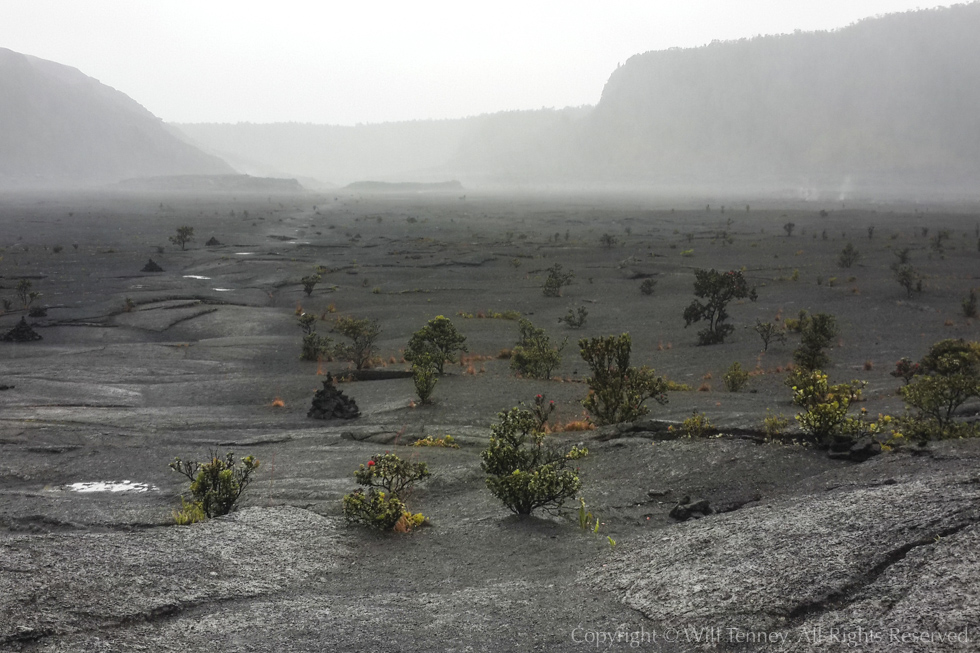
[2,317,42,342]
[308,374,360,420]
[141,259,164,272]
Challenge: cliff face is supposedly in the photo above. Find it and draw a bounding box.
[0,48,233,188]
[584,4,980,190]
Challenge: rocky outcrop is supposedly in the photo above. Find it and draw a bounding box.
[141,259,164,272]
[2,317,41,342]
[582,472,980,651]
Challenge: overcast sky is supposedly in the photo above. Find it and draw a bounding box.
[0,0,962,125]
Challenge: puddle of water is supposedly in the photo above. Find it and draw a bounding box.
[65,480,156,493]
[212,288,234,292]
[235,252,253,255]
[183,275,211,280]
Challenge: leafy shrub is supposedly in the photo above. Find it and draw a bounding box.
[793,312,839,371]
[723,362,750,392]
[891,357,921,385]
[579,333,668,425]
[560,305,588,328]
[788,370,869,446]
[838,242,860,268]
[640,278,657,295]
[683,269,757,345]
[301,273,321,296]
[600,233,618,247]
[762,410,791,440]
[15,279,40,310]
[480,406,588,515]
[411,353,439,404]
[298,313,331,361]
[172,496,207,525]
[900,339,980,440]
[893,264,923,297]
[342,453,430,531]
[170,450,260,519]
[169,225,195,251]
[405,315,468,374]
[682,410,714,438]
[543,263,574,297]
[510,319,566,380]
[331,315,381,370]
[342,490,408,531]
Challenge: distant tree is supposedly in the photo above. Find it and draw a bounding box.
[600,233,618,248]
[510,319,566,380]
[301,273,321,297]
[543,263,574,297]
[169,226,195,251]
[683,269,757,345]
[783,222,795,237]
[893,264,923,298]
[793,312,839,371]
[754,320,786,352]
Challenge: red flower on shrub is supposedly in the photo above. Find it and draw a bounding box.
[367,460,375,467]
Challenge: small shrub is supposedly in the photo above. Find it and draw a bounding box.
[793,312,839,371]
[788,370,868,445]
[579,333,668,425]
[353,452,431,496]
[543,263,574,297]
[762,410,791,440]
[412,435,459,448]
[783,222,795,237]
[838,243,860,268]
[893,264,923,298]
[600,233,618,248]
[682,410,713,438]
[301,273,321,296]
[52,245,63,254]
[900,339,980,441]
[298,313,331,361]
[480,406,588,516]
[511,319,566,380]
[405,315,468,374]
[411,353,439,404]
[15,279,40,310]
[640,278,657,295]
[680,248,694,257]
[962,289,978,318]
[169,450,259,519]
[172,496,207,525]
[342,489,409,531]
[723,362,750,392]
[560,305,588,328]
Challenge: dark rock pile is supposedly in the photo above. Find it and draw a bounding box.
[308,374,360,420]
[2,317,42,342]
[669,495,713,521]
[141,259,164,272]
[205,237,221,246]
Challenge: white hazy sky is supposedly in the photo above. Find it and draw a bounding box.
[0,0,962,125]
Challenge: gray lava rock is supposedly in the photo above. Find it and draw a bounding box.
[2,317,42,342]
[307,373,360,420]
[141,258,164,272]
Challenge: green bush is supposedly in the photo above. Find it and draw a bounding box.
[579,333,668,425]
[788,370,869,446]
[342,453,430,531]
[170,450,259,519]
[331,315,381,370]
[405,315,468,374]
[900,339,980,440]
[893,264,923,298]
[723,362,750,392]
[560,305,588,328]
[683,269,757,345]
[838,242,860,268]
[298,313,331,361]
[510,319,566,380]
[301,273,321,296]
[480,406,588,515]
[963,289,978,318]
[682,410,713,438]
[543,263,574,297]
[793,312,839,371]
[411,353,439,404]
